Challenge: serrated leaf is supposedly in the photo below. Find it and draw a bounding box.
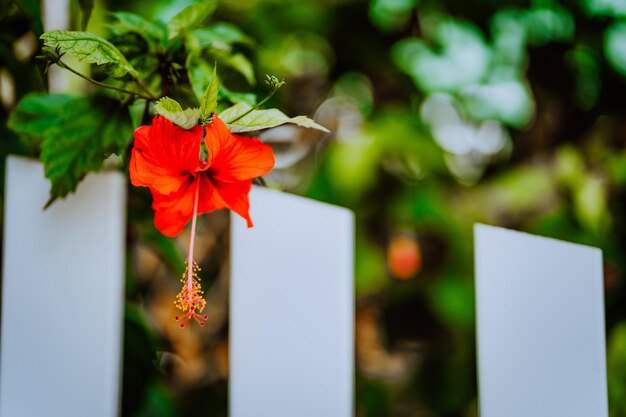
[9,94,133,206]
[219,103,330,133]
[154,97,201,130]
[200,65,219,117]
[42,96,132,206]
[78,0,94,30]
[167,0,218,40]
[41,30,137,78]
[7,94,75,152]
[154,97,183,113]
[108,12,166,47]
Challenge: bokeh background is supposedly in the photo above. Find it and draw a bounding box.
[4,0,626,416]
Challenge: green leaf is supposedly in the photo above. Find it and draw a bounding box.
[108,12,166,47]
[200,65,219,117]
[187,54,213,101]
[187,55,256,107]
[42,96,132,206]
[219,103,330,133]
[154,97,201,130]
[15,0,43,34]
[213,51,256,85]
[7,94,75,152]
[41,30,137,78]
[77,0,94,30]
[167,0,218,40]
[142,228,186,272]
[154,96,183,113]
[220,88,257,106]
[9,93,133,206]
[192,23,254,49]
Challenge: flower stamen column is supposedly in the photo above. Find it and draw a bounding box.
[175,179,208,328]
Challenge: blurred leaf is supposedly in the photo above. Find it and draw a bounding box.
[459,78,535,128]
[167,0,218,40]
[522,6,575,46]
[133,383,177,417]
[220,103,329,132]
[128,99,148,128]
[370,0,417,32]
[15,0,43,34]
[122,303,159,417]
[574,175,608,233]
[490,10,526,68]
[332,72,374,115]
[327,138,379,201]
[77,0,93,30]
[212,50,256,85]
[142,228,185,272]
[392,18,490,92]
[355,238,388,295]
[41,30,137,78]
[605,22,626,77]
[186,54,212,101]
[192,23,254,49]
[9,94,133,206]
[555,146,584,188]
[220,87,257,106]
[585,0,626,17]
[430,276,474,329]
[187,55,257,106]
[606,152,626,186]
[565,45,600,110]
[609,323,626,417]
[356,379,391,417]
[154,97,201,130]
[108,11,166,48]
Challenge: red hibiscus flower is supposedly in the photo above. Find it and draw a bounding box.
[130,115,274,237]
[129,114,274,327]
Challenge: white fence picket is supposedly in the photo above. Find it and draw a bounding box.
[475,224,608,417]
[0,156,126,417]
[230,186,354,417]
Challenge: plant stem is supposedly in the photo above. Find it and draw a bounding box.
[57,59,157,100]
[186,178,201,304]
[132,76,156,99]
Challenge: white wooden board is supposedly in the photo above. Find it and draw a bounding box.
[1,156,126,417]
[230,186,354,417]
[474,224,607,417]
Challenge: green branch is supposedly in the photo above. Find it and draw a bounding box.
[56,59,157,101]
[224,75,285,124]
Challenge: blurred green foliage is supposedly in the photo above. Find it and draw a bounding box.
[4,0,626,416]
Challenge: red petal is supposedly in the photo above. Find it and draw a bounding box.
[151,177,197,237]
[130,147,188,195]
[211,178,254,227]
[153,208,190,237]
[204,117,275,182]
[152,175,229,236]
[197,175,227,214]
[130,116,203,195]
